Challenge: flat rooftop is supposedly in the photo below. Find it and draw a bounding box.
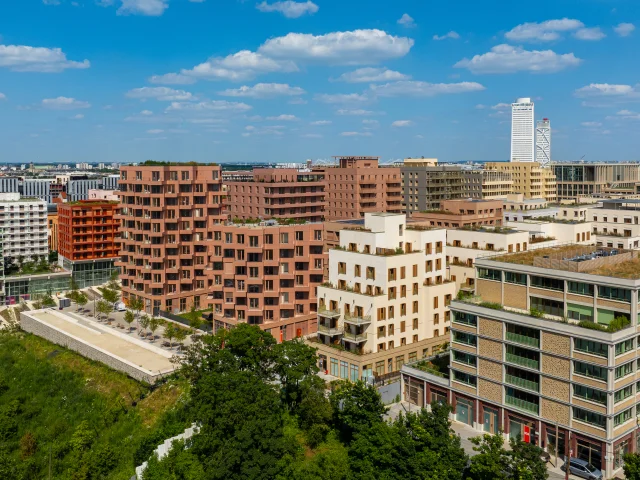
[20,309,176,383]
[486,245,640,279]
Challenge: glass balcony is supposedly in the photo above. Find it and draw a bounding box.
[318,307,341,318]
[343,332,367,343]
[505,395,539,415]
[506,332,540,348]
[505,353,539,370]
[343,313,372,326]
[505,374,539,392]
[317,324,343,336]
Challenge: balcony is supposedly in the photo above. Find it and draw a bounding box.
[343,332,367,343]
[505,394,539,415]
[343,313,372,326]
[505,352,539,370]
[318,324,343,336]
[505,374,539,392]
[505,332,540,348]
[318,307,340,318]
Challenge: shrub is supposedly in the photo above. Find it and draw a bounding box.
[479,301,503,310]
[529,308,544,318]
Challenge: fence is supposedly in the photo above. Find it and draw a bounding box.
[158,310,212,333]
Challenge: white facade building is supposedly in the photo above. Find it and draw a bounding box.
[0,193,48,260]
[317,213,455,373]
[510,98,535,162]
[535,118,551,166]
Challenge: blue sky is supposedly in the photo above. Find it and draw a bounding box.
[0,0,639,164]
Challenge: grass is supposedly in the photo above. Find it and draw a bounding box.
[491,245,594,266]
[0,331,190,479]
[177,308,211,321]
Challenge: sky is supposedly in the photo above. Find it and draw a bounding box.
[0,0,639,164]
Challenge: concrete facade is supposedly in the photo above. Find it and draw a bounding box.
[486,162,557,202]
[401,158,466,213]
[0,193,48,261]
[410,199,503,228]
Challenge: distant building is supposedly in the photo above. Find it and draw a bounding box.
[48,209,59,252]
[553,163,640,200]
[88,189,119,201]
[536,118,551,166]
[402,158,466,213]
[485,162,557,202]
[511,98,535,162]
[67,175,119,202]
[462,169,513,200]
[410,199,504,228]
[0,193,48,261]
[222,170,254,183]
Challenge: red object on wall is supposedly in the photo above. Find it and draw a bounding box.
[523,425,531,443]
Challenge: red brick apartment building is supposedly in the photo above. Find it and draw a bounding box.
[315,156,403,220]
[206,222,326,341]
[226,168,325,222]
[117,164,225,314]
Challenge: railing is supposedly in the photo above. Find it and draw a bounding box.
[318,307,341,318]
[317,324,343,335]
[344,313,372,325]
[505,374,539,392]
[505,353,539,370]
[343,332,367,342]
[505,395,539,414]
[506,332,540,348]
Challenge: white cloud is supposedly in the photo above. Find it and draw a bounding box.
[370,80,485,97]
[574,83,639,98]
[71,114,84,120]
[301,133,323,138]
[117,0,168,16]
[475,104,486,109]
[288,97,307,105]
[336,109,376,116]
[256,1,318,18]
[314,93,369,104]
[454,44,581,74]
[126,87,194,101]
[258,29,414,65]
[573,27,605,41]
[148,73,196,85]
[336,67,409,83]
[614,23,635,37]
[147,129,164,134]
[266,114,298,121]
[166,100,252,112]
[0,93,5,100]
[397,14,415,28]
[433,31,460,41]
[340,131,372,136]
[43,0,61,4]
[218,83,305,98]
[491,103,511,109]
[141,109,153,115]
[0,44,90,72]
[362,119,379,126]
[607,109,640,120]
[42,97,91,110]
[188,118,228,124]
[415,134,424,139]
[581,121,602,127]
[391,120,412,127]
[310,120,331,125]
[505,18,584,42]
[242,125,287,136]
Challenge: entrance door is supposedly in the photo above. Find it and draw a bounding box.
[483,408,498,434]
[456,402,469,425]
[510,418,523,441]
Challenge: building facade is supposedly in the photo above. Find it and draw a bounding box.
[311,213,455,380]
[536,119,551,166]
[205,222,326,341]
[587,199,640,249]
[410,199,503,228]
[511,98,535,162]
[67,175,119,202]
[0,193,48,261]
[318,156,402,220]
[553,163,640,200]
[402,159,466,213]
[485,162,557,202]
[117,164,225,314]
[463,169,513,200]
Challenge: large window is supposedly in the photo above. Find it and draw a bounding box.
[478,268,501,281]
[614,407,633,426]
[567,303,594,322]
[614,385,633,403]
[453,311,477,327]
[530,296,564,317]
[453,331,477,346]
[453,350,477,366]
[573,407,606,429]
[573,361,607,381]
[567,281,594,296]
[573,385,607,405]
[452,370,477,386]
[598,286,631,303]
[574,338,608,357]
[615,338,634,356]
[615,361,634,379]
[530,276,564,291]
[504,272,526,285]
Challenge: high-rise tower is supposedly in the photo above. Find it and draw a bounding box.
[510,98,535,162]
[536,118,551,167]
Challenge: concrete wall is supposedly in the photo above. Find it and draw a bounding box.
[378,380,401,404]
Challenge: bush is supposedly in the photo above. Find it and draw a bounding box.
[529,308,544,318]
[479,301,503,310]
[578,316,630,333]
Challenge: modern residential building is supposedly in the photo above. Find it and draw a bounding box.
[401,158,466,213]
[553,163,640,200]
[226,167,325,222]
[0,193,48,261]
[587,199,640,249]
[511,98,535,162]
[536,119,551,167]
[222,170,254,183]
[401,244,640,478]
[48,208,59,252]
[205,222,326,341]
[318,156,402,220]
[67,175,119,202]
[58,200,120,288]
[485,162,557,202]
[410,199,503,229]
[88,189,119,201]
[117,163,225,314]
[504,218,594,246]
[463,169,513,200]
[311,213,456,380]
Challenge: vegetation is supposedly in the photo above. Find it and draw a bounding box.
[479,301,504,310]
[529,308,544,318]
[0,331,190,480]
[578,315,630,333]
[624,452,640,479]
[4,255,60,277]
[467,434,548,480]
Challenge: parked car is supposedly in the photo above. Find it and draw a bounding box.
[562,458,603,480]
[115,302,126,312]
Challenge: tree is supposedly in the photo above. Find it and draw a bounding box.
[107,270,121,292]
[174,327,188,349]
[130,297,144,323]
[467,433,510,480]
[41,288,56,308]
[624,452,640,480]
[164,322,177,349]
[330,381,387,444]
[508,437,548,480]
[48,250,58,263]
[139,314,150,337]
[148,317,162,342]
[187,304,203,332]
[76,292,88,312]
[102,287,119,307]
[124,310,135,331]
[275,339,319,412]
[96,300,112,323]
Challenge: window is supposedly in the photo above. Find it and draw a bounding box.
[478,268,501,281]
[453,311,477,326]
[530,296,564,317]
[575,339,608,357]
[615,361,634,379]
[452,370,477,386]
[453,350,477,366]
[412,318,418,330]
[573,361,607,381]
[568,281,594,296]
[453,331,477,346]
[614,408,633,426]
[614,385,633,403]
[573,385,607,405]
[615,338,634,356]
[504,272,526,285]
[573,407,606,429]
[598,286,631,303]
[530,276,564,291]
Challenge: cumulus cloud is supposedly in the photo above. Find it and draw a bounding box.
[397,14,416,28]
[340,131,372,136]
[166,100,252,112]
[581,121,602,127]
[310,120,331,125]
[336,67,409,83]
[266,114,298,121]
[433,31,460,41]
[140,109,153,115]
[301,133,323,138]
[314,93,369,104]
[391,120,413,127]
[454,44,581,74]
[149,73,196,85]
[573,27,605,41]
[574,83,639,98]
[336,109,376,116]
[117,0,168,16]
[606,110,640,120]
[505,18,584,41]
[218,83,305,98]
[0,44,90,72]
[256,1,318,18]
[242,125,287,136]
[492,103,511,109]
[71,114,84,120]
[614,23,635,37]
[370,80,485,97]
[126,87,194,101]
[42,96,91,110]
[258,29,414,65]
[288,97,307,105]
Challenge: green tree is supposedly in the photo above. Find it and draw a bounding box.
[275,339,319,411]
[139,314,150,337]
[76,292,88,312]
[164,322,177,349]
[124,310,135,331]
[623,452,640,480]
[187,304,203,332]
[467,433,510,480]
[148,317,162,342]
[96,300,112,323]
[102,287,119,307]
[142,440,206,480]
[330,380,387,444]
[508,437,548,480]
[130,297,145,323]
[174,326,188,349]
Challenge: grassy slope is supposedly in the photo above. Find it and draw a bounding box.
[0,332,188,480]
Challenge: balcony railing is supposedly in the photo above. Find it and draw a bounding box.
[505,353,539,370]
[318,307,341,318]
[344,313,372,326]
[505,374,539,392]
[317,324,343,336]
[506,332,540,348]
[343,332,367,343]
[505,395,539,414]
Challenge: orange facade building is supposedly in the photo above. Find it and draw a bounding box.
[117,164,225,314]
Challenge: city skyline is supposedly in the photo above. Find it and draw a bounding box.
[0,1,638,163]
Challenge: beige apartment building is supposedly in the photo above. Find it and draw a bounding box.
[205,222,326,342]
[410,199,503,228]
[317,156,402,220]
[401,244,640,478]
[311,213,455,380]
[463,169,513,200]
[117,163,225,314]
[486,162,557,202]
